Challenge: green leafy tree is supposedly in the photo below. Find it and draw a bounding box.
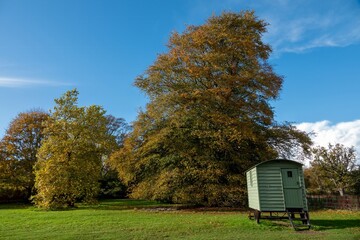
[349,168,360,195]
[110,11,311,206]
[0,110,49,201]
[105,115,130,147]
[33,89,117,209]
[99,115,130,199]
[311,143,357,196]
[304,165,333,195]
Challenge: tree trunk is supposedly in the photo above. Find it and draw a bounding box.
[338,188,344,196]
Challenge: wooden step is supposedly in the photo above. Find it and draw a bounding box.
[286,209,311,230]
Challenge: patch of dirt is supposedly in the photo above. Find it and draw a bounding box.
[176,206,247,212]
[138,207,178,212]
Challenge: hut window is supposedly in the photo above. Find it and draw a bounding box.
[287,171,293,178]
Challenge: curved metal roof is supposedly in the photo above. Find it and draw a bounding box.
[246,159,303,172]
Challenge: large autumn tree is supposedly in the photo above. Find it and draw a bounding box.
[0,110,49,200]
[110,11,311,206]
[33,89,117,209]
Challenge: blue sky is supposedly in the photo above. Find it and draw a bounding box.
[1,0,360,153]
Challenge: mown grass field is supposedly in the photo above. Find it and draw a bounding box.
[0,199,359,240]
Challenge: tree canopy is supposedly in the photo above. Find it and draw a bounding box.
[0,110,49,200]
[308,143,358,196]
[110,11,311,206]
[33,89,117,209]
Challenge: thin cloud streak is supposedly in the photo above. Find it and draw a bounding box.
[261,0,360,54]
[0,77,73,88]
[192,0,360,54]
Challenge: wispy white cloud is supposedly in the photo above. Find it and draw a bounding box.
[296,120,360,162]
[258,0,360,54]
[0,77,73,88]
[191,0,360,54]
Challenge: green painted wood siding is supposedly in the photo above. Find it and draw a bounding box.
[246,168,259,210]
[246,159,308,212]
[257,167,285,211]
[281,168,303,208]
[298,168,308,211]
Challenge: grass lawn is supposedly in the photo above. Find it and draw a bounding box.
[0,199,359,240]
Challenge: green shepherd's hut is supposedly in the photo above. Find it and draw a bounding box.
[246,159,310,230]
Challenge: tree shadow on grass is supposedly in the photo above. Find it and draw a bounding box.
[81,199,180,211]
[0,202,32,210]
[0,199,174,211]
[311,219,360,230]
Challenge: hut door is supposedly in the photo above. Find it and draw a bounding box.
[281,169,303,209]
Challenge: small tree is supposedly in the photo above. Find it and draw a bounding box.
[33,89,117,209]
[0,110,49,200]
[99,115,130,199]
[311,143,357,196]
[105,115,130,147]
